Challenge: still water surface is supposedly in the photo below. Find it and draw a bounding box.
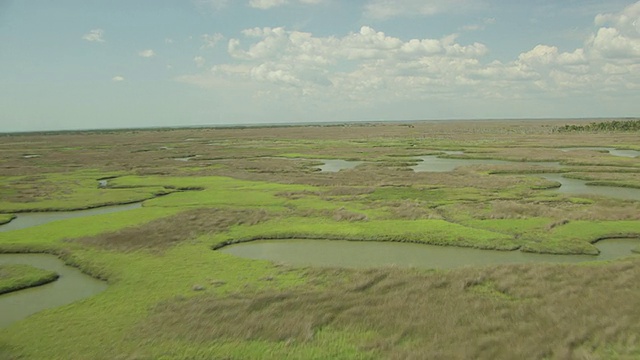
[315,159,363,172]
[0,203,142,233]
[537,173,640,201]
[0,254,107,327]
[411,156,560,172]
[220,238,638,269]
[561,147,640,158]
[409,156,640,201]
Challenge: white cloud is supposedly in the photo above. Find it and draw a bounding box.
[138,49,156,58]
[594,1,640,32]
[589,27,640,59]
[194,56,206,67]
[179,1,640,110]
[198,25,492,101]
[112,75,125,82]
[364,0,486,20]
[506,1,640,95]
[82,29,105,42]
[201,33,224,49]
[588,1,640,59]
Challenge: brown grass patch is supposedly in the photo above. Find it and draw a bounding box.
[384,200,442,220]
[444,200,640,221]
[72,208,270,252]
[332,208,368,222]
[140,260,640,359]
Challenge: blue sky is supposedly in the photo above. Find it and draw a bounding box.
[1,0,639,132]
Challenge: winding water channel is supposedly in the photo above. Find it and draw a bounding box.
[411,156,560,172]
[219,238,639,269]
[0,203,142,233]
[302,154,637,201]
[409,155,640,201]
[1,154,639,326]
[561,147,640,158]
[0,202,140,327]
[537,173,640,201]
[0,254,107,328]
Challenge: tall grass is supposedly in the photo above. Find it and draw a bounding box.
[1,119,640,359]
[0,264,59,294]
[140,260,640,359]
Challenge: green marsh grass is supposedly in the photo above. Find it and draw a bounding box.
[0,214,15,225]
[0,264,59,294]
[1,119,640,359]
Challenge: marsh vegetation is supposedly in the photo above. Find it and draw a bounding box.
[0,119,639,359]
[0,263,58,295]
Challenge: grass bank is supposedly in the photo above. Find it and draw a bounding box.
[0,264,59,295]
[0,214,15,226]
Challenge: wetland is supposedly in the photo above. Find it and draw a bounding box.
[1,119,640,359]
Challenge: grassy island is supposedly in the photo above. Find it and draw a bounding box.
[0,264,59,295]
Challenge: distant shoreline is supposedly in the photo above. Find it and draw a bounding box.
[2,117,638,136]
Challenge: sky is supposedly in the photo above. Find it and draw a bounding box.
[1,0,639,132]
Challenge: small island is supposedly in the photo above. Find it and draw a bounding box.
[0,264,59,295]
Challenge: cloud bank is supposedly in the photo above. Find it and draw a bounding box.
[176,1,640,117]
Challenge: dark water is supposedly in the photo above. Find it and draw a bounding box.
[220,238,639,269]
[0,254,107,327]
[0,203,142,233]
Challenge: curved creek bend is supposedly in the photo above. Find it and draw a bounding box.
[0,254,107,327]
[410,155,640,201]
[223,155,639,267]
[0,202,141,327]
[220,238,639,269]
[0,202,142,233]
[2,153,639,326]
[314,155,640,200]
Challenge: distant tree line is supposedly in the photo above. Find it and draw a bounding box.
[553,119,640,133]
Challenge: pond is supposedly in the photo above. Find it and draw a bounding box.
[315,159,363,172]
[0,202,142,233]
[219,238,638,270]
[0,254,107,328]
[538,173,640,201]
